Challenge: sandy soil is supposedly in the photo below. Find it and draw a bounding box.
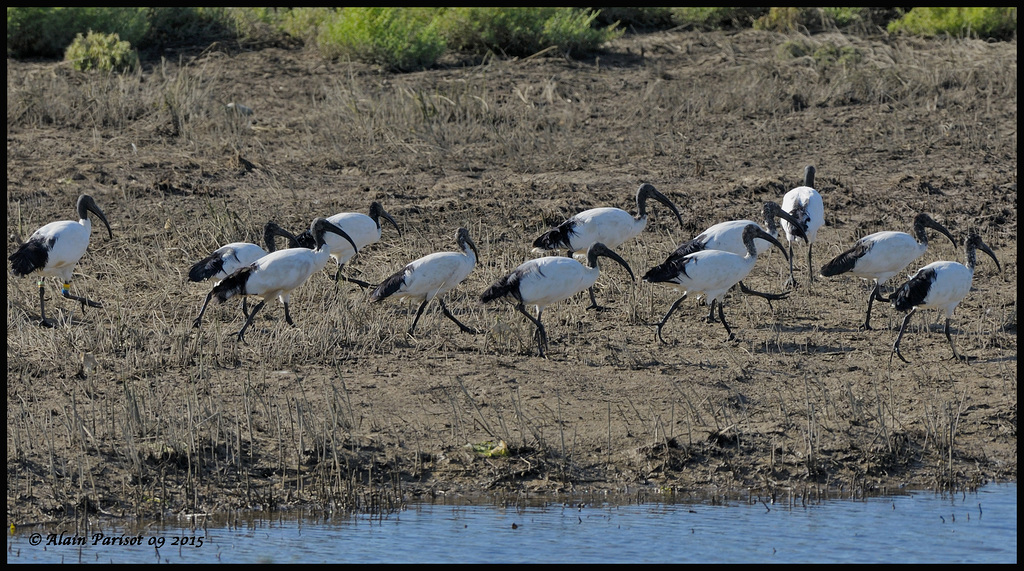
[6,28,1016,525]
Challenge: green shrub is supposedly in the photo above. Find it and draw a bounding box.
[887,8,1017,40]
[670,7,769,31]
[64,30,139,72]
[317,7,446,71]
[439,7,620,58]
[143,7,235,46]
[8,7,148,58]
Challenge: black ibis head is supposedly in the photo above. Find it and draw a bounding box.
[966,232,1001,273]
[310,217,358,253]
[635,183,684,230]
[78,194,112,239]
[764,201,807,242]
[369,202,402,236]
[742,224,788,260]
[586,242,635,282]
[456,227,479,260]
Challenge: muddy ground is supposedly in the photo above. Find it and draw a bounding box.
[6,28,1017,526]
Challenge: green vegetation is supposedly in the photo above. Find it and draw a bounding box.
[317,7,446,71]
[438,7,620,58]
[7,7,149,58]
[7,7,1018,73]
[887,7,1017,40]
[670,7,769,31]
[64,30,139,72]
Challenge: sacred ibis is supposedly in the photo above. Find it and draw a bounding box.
[643,224,789,343]
[370,227,480,337]
[480,242,635,358]
[292,201,401,288]
[8,194,112,327]
[532,183,682,309]
[192,218,358,342]
[890,232,1001,364]
[780,165,824,288]
[820,212,957,330]
[189,221,303,325]
[663,201,808,316]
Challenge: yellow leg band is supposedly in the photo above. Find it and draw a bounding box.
[62,283,71,296]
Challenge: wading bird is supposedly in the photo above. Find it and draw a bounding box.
[480,243,635,358]
[643,224,789,343]
[292,201,401,288]
[370,227,480,337]
[662,201,807,315]
[820,213,957,330]
[9,194,112,327]
[532,183,682,309]
[890,232,1001,364]
[780,165,823,288]
[193,218,358,342]
[189,221,303,323]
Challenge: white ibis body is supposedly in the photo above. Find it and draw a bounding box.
[780,165,824,287]
[189,221,302,325]
[643,224,789,343]
[370,227,479,336]
[890,233,1001,364]
[8,194,112,326]
[293,201,401,288]
[481,243,635,357]
[532,183,681,309]
[820,212,957,330]
[193,218,358,342]
[667,201,807,310]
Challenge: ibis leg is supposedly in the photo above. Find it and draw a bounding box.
[738,281,790,309]
[655,295,687,344]
[585,286,606,311]
[703,299,717,323]
[236,300,266,343]
[283,301,294,326]
[890,308,916,364]
[806,243,815,285]
[38,280,54,328]
[61,282,102,309]
[718,300,734,341]
[407,300,428,335]
[516,303,547,357]
[862,282,888,331]
[193,290,216,329]
[785,244,797,289]
[336,264,372,289]
[439,298,478,334]
[945,317,969,362]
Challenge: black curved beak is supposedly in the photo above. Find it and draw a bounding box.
[925,218,958,249]
[978,240,1001,273]
[590,243,635,282]
[641,184,685,230]
[752,226,789,261]
[264,221,300,252]
[82,195,112,239]
[372,202,402,236]
[458,227,479,260]
[313,218,359,254]
[771,203,807,242]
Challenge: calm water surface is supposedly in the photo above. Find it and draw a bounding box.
[8,483,1015,564]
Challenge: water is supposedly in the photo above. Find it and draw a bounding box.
[8,483,1015,563]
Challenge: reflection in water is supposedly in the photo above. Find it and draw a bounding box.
[7,483,1016,563]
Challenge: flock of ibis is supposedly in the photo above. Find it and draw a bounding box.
[8,166,1005,363]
